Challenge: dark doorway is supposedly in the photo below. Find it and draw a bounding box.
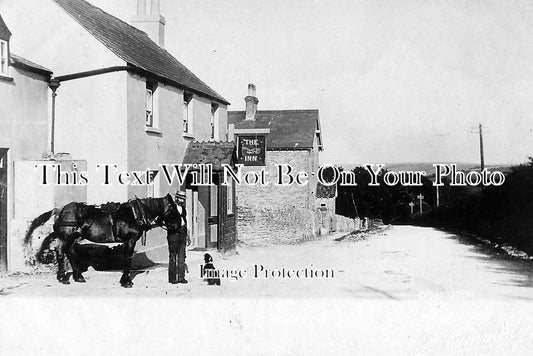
[207,174,219,250]
[0,148,8,271]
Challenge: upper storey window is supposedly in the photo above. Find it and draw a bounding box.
[183,92,193,135]
[210,103,219,140]
[145,80,158,128]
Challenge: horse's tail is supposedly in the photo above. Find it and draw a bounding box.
[35,232,57,264]
[23,209,57,246]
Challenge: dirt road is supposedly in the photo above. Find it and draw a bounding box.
[2,225,532,299]
[2,225,533,354]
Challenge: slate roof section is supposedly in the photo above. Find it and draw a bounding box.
[0,14,11,40]
[10,53,53,77]
[53,0,229,105]
[182,141,236,170]
[316,182,337,199]
[228,110,322,150]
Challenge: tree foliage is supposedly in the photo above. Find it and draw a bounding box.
[335,166,435,224]
[335,159,533,253]
[412,157,533,253]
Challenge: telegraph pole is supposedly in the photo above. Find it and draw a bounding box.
[478,124,484,171]
[471,124,485,171]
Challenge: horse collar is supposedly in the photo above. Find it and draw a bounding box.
[130,198,151,229]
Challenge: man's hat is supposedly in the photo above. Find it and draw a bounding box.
[176,190,186,201]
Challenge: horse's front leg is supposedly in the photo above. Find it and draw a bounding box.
[119,237,138,288]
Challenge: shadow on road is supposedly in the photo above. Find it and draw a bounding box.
[448,232,533,290]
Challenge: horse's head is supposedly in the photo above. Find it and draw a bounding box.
[158,193,181,228]
[140,194,182,230]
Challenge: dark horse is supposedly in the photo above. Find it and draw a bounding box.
[24,194,181,288]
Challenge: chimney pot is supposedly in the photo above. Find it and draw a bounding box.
[245,83,258,121]
[147,0,160,15]
[131,0,166,47]
[248,83,256,97]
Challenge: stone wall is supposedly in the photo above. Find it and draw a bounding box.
[236,150,315,211]
[316,210,361,235]
[234,149,370,244]
[236,149,319,244]
[237,204,315,244]
[333,215,361,233]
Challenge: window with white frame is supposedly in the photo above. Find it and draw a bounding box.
[146,169,160,198]
[145,80,158,128]
[226,179,233,214]
[183,92,193,134]
[210,103,219,140]
[0,40,8,76]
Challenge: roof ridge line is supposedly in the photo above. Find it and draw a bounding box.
[52,0,229,104]
[191,140,235,145]
[229,109,319,113]
[54,0,150,39]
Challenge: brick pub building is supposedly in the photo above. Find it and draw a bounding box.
[228,84,324,242]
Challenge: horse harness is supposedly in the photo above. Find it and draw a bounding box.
[129,197,183,232]
[54,201,120,231]
[129,198,152,230]
[54,199,176,242]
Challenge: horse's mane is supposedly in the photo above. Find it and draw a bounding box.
[134,195,177,215]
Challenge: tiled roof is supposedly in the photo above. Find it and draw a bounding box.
[316,182,337,199]
[53,0,229,105]
[10,53,52,76]
[228,110,321,150]
[182,141,236,170]
[0,14,11,40]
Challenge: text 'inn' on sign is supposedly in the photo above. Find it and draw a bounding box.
[237,135,266,166]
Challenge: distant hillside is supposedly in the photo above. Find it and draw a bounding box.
[333,162,512,176]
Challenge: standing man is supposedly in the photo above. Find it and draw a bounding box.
[167,190,190,284]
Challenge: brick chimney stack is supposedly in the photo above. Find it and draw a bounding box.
[245,83,259,121]
[131,0,166,47]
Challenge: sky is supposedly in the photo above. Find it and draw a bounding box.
[3,0,533,165]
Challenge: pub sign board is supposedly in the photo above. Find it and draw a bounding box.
[237,135,266,166]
